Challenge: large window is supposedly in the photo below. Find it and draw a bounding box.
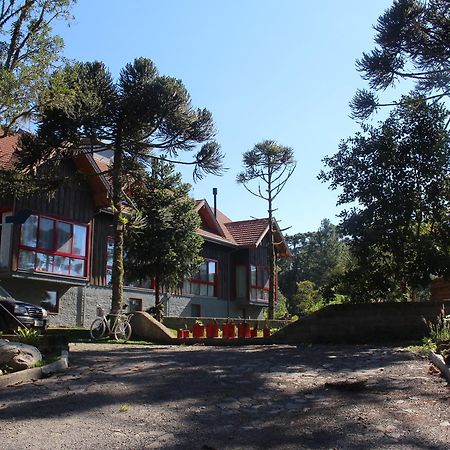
[250,265,269,302]
[19,214,88,277]
[183,259,217,297]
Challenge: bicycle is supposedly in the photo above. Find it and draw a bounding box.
[90,305,133,341]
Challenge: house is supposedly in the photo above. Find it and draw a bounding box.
[0,135,290,327]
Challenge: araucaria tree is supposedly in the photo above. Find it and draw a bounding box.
[125,160,203,321]
[351,0,450,120]
[0,0,76,135]
[319,98,450,301]
[19,57,224,315]
[237,140,296,319]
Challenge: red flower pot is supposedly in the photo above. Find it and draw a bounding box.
[263,327,271,338]
[182,329,190,339]
[177,329,184,339]
[193,323,205,338]
[243,322,251,338]
[250,328,258,338]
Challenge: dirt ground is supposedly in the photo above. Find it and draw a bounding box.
[0,343,449,450]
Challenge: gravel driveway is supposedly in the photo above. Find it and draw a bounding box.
[0,343,449,449]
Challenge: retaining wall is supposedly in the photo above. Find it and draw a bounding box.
[272,301,450,344]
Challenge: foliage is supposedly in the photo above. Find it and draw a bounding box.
[279,219,351,303]
[125,160,203,320]
[0,0,76,134]
[15,325,41,346]
[351,0,450,120]
[237,140,296,319]
[320,97,450,302]
[263,289,289,319]
[424,306,450,346]
[18,57,224,315]
[291,280,324,315]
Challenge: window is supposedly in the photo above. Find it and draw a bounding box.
[183,259,217,297]
[106,237,114,285]
[18,214,88,277]
[128,298,142,313]
[250,265,269,302]
[40,290,59,314]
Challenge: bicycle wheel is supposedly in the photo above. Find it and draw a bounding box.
[114,320,132,341]
[90,318,106,340]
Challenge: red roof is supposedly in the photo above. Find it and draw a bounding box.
[0,134,20,170]
[225,218,269,246]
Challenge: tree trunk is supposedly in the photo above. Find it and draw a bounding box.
[268,173,275,320]
[111,142,124,316]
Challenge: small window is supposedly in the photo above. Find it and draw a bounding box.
[41,290,59,314]
[128,298,142,313]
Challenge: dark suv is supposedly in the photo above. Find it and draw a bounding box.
[0,285,48,333]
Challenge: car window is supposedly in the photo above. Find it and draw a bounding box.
[0,285,13,299]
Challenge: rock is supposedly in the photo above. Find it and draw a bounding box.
[0,339,42,371]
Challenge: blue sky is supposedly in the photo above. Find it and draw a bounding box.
[55,0,394,234]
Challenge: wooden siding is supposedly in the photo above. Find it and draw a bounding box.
[430,278,450,301]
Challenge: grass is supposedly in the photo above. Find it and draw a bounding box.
[407,337,437,357]
[118,404,129,412]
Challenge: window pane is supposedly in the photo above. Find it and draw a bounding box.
[208,261,216,283]
[41,291,58,314]
[20,215,38,248]
[264,268,270,289]
[54,255,70,275]
[36,252,53,272]
[250,265,257,286]
[73,225,87,256]
[70,258,84,276]
[251,288,257,301]
[192,283,200,296]
[199,262,208,282]
[207,284,215,297]
[57,222,72,253]
[236,266,247,299]
[106,238,114,267]
[38,218,54,250]
[257,267,264,287]
[199,283,208,296]
[183,280,191,294]
[18,250,35,270]
[106,268,113,285]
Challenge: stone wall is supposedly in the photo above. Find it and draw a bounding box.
[273,301,450,344]
[163,316,291,330]
[1,278,265,327]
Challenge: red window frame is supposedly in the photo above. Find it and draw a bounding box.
[184,259,218,297]
[18,213,89,278]
[250,265,270,302]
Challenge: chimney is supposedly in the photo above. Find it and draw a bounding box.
[213,188,217,218]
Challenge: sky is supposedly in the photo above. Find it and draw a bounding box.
[54,0,394,234]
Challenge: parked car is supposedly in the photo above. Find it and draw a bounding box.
[0,285,48,333]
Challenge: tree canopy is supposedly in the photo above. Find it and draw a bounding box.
[18,57,224,314]
[320,97,450,301]
[0,0,75,135]
[237,139,296,319]
[279,219,350,304]
[125,160,203,320]
[351,0,450,120]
